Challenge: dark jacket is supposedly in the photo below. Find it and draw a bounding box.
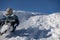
[1,14,19,26]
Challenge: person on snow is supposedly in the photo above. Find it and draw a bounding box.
[0,8,19,34]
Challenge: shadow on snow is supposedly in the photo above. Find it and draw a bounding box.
[6,27,52,40]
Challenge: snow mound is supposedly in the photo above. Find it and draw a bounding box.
[0,11,60,40]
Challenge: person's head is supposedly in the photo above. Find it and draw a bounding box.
[6,8,13,15]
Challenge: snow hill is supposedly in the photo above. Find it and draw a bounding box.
[0,11,60,40]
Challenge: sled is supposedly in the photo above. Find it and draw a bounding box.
[0,22,12,35]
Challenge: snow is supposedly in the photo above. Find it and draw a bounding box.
[0,11,60,40]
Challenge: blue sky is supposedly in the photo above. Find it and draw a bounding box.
[0,0,60,14]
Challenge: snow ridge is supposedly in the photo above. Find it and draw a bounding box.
[0,11,60,40]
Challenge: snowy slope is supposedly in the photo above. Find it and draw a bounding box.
[0,11,60,40]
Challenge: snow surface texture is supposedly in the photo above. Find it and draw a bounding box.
[0,11,60,40]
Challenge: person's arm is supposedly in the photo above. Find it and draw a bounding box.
[1,15,6,21]
[0,15,6,25]
[14,15,20,26]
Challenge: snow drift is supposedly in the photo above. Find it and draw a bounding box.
[0,10,60,40]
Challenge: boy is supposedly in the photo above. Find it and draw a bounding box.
[0,8,19,33]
